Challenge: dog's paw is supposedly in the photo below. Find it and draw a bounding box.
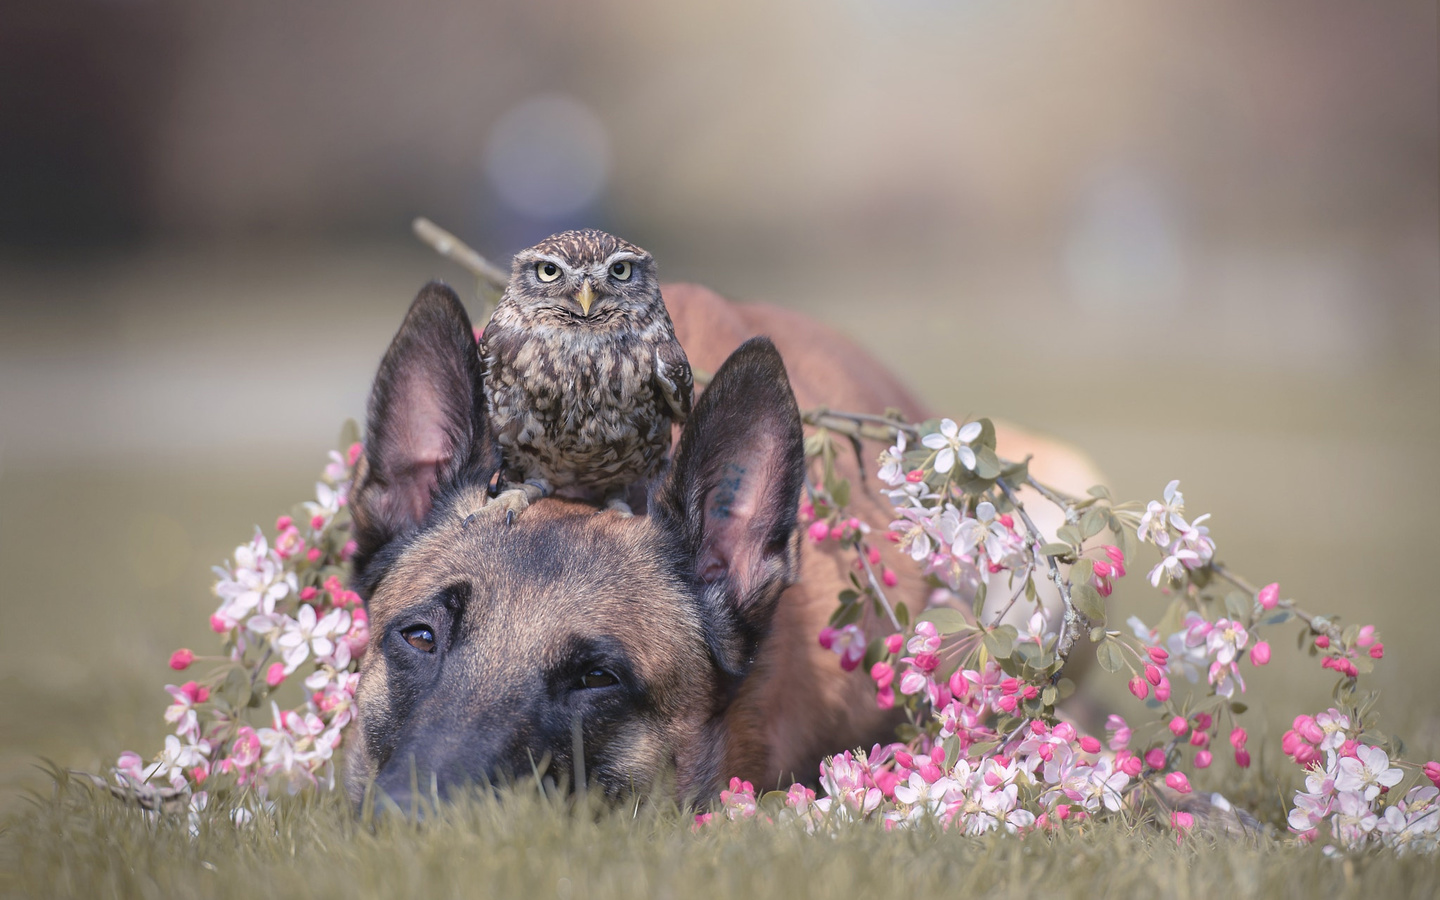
[604,496,634,517]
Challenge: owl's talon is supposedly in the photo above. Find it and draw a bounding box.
[604,497,634,517]
[484,487,534,522]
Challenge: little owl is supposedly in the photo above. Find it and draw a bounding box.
[480,229,692,516]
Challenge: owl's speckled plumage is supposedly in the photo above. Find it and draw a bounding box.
[480,229,692,509]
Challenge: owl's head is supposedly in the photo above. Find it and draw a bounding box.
[508,229,659,320]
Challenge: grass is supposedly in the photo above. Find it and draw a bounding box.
[3,770,1438,900]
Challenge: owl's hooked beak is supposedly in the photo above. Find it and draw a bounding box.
[575,279,596,316]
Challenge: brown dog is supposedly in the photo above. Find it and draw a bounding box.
[345,280,1099,807]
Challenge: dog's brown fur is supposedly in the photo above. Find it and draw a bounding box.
[346,281,1100,806]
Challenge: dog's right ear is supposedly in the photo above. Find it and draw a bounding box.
[350,282,497,581]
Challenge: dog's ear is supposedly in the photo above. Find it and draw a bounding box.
[654,337,805,678]
[350,282,497,579]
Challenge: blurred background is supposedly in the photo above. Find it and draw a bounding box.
[1,1,1435,808]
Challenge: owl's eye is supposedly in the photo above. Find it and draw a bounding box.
[609,261,632,281]
[536,262,562,283]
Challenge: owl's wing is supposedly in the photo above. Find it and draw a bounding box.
[653,338,693,424]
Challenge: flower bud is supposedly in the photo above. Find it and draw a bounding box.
[1171,810,1195,831]
[1165,772,1192,794]
[1355,625,1375,648]
[1189,730,1209,748]
[808,521,830,543]
[209,613,232,634]
[1194,712,1213,730]
[1120,753,1143,777]
[1168,716,1189,737]
[169,649,194,671]
[948,668,969,697]
[1314,634,1330,649]
[276,515,293,531]
[310,514,326,530]
[1144,664,1163,686]
[1234,748,1251,768]
[1194,750,1212,768]
[882,568,899,588]
[306,547,322,563]
[1147,646,1169,665]
[1128,677,1149,700]
[1145,747,1166,769]
[1250,641,1271,666]
[870,662,894,689]
[1424,761,1440,788]
[1080,736,1102,754]
[886,633,905,655]
[1369,642,1384,659]
[1104,545,1125,564]
[1229,727,1248,748]
[1257,582,1280,610]
[1155,677,1172,702]
[265,663,285,688]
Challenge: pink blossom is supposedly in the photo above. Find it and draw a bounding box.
[818,624,866,672]
[1144,747,1166,769]
[1168,717,1189,737]
[1426,762,1440,788]
[1257,582,1280,610]
[1119,754,1143,777]
[266,662,285,687]
[1336,745,1404,801]
[169,649,194,671]
[1355,625,1375,648]
[1165,772,1192,794]
[1206,618,1248,665]
[274,526,304,559]
[885,633,905,655]
[1249,641,1270,666]
[1128,677,1149,700]
[1234,748,1251,768]
[1154,677,1172,702]
[882,568,899,588]
[1369,642,1384,659]
[1105,715,1131,751]
[1079,736,1101,754]
[1195,750,1212,768]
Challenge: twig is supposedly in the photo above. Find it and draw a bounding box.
[987,562,1034,630]
[1024,474,1080,525]
[997,477,1084,660]
[856,543,904,633]
[1210,562,1339,636]
[412,217,510,290]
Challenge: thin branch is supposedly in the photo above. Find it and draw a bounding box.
[997,477,1085,660]
[856,543,904,633]
[1024,474,1080,525]
[987,562,1034,630]
[1210,562,1339,637]
[412,217,510,290]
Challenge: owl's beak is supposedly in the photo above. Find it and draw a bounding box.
[575,279,596,316]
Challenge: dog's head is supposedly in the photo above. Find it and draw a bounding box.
[346,282,804,806]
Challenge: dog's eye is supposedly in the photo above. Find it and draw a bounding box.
[579,669,618,689]
[402,625,436,653]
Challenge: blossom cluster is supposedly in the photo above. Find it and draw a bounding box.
[769,414,1439,851]
[107,435,366,810]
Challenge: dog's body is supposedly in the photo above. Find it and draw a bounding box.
[346,281,1099,806]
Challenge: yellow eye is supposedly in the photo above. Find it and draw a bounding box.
[609,261,632,281]
[536,261,562,283]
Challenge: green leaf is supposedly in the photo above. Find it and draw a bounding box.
[1086,484,1112,501]
[1070,558,1095,586]
[1056,524,1084,547]
[1080,507,1107,539]
[973,581,988,619]
[974,446,1002,480]
[1072,583,1107,623]
[984,625,1018,659]
[1056,677,1077,700]
[837,589,859,605]
[974,417,998,451]
[1096,640,1126,673]
[1262,610,1294,626]
[1229,702,1248,715]
[803,432,826,458]
[1089,626,1106,643]
[917,607,969,635]
[894,601,910,629]
[1352,655,1375,675]
[1041,685,1058,707]
[1040,542,1074,558]
[1224,591,1250,621]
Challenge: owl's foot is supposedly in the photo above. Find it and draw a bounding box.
[604,496,634,517]
[486,480,550,525]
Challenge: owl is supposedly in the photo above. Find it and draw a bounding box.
[479,229,693,517]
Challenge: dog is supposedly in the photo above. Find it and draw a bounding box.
[345,279,1101,807]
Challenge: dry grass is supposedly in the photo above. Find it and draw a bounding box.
[4,770,1439,900]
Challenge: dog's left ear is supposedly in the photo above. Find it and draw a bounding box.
[350,282,497,588]
[653,337,805,677]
